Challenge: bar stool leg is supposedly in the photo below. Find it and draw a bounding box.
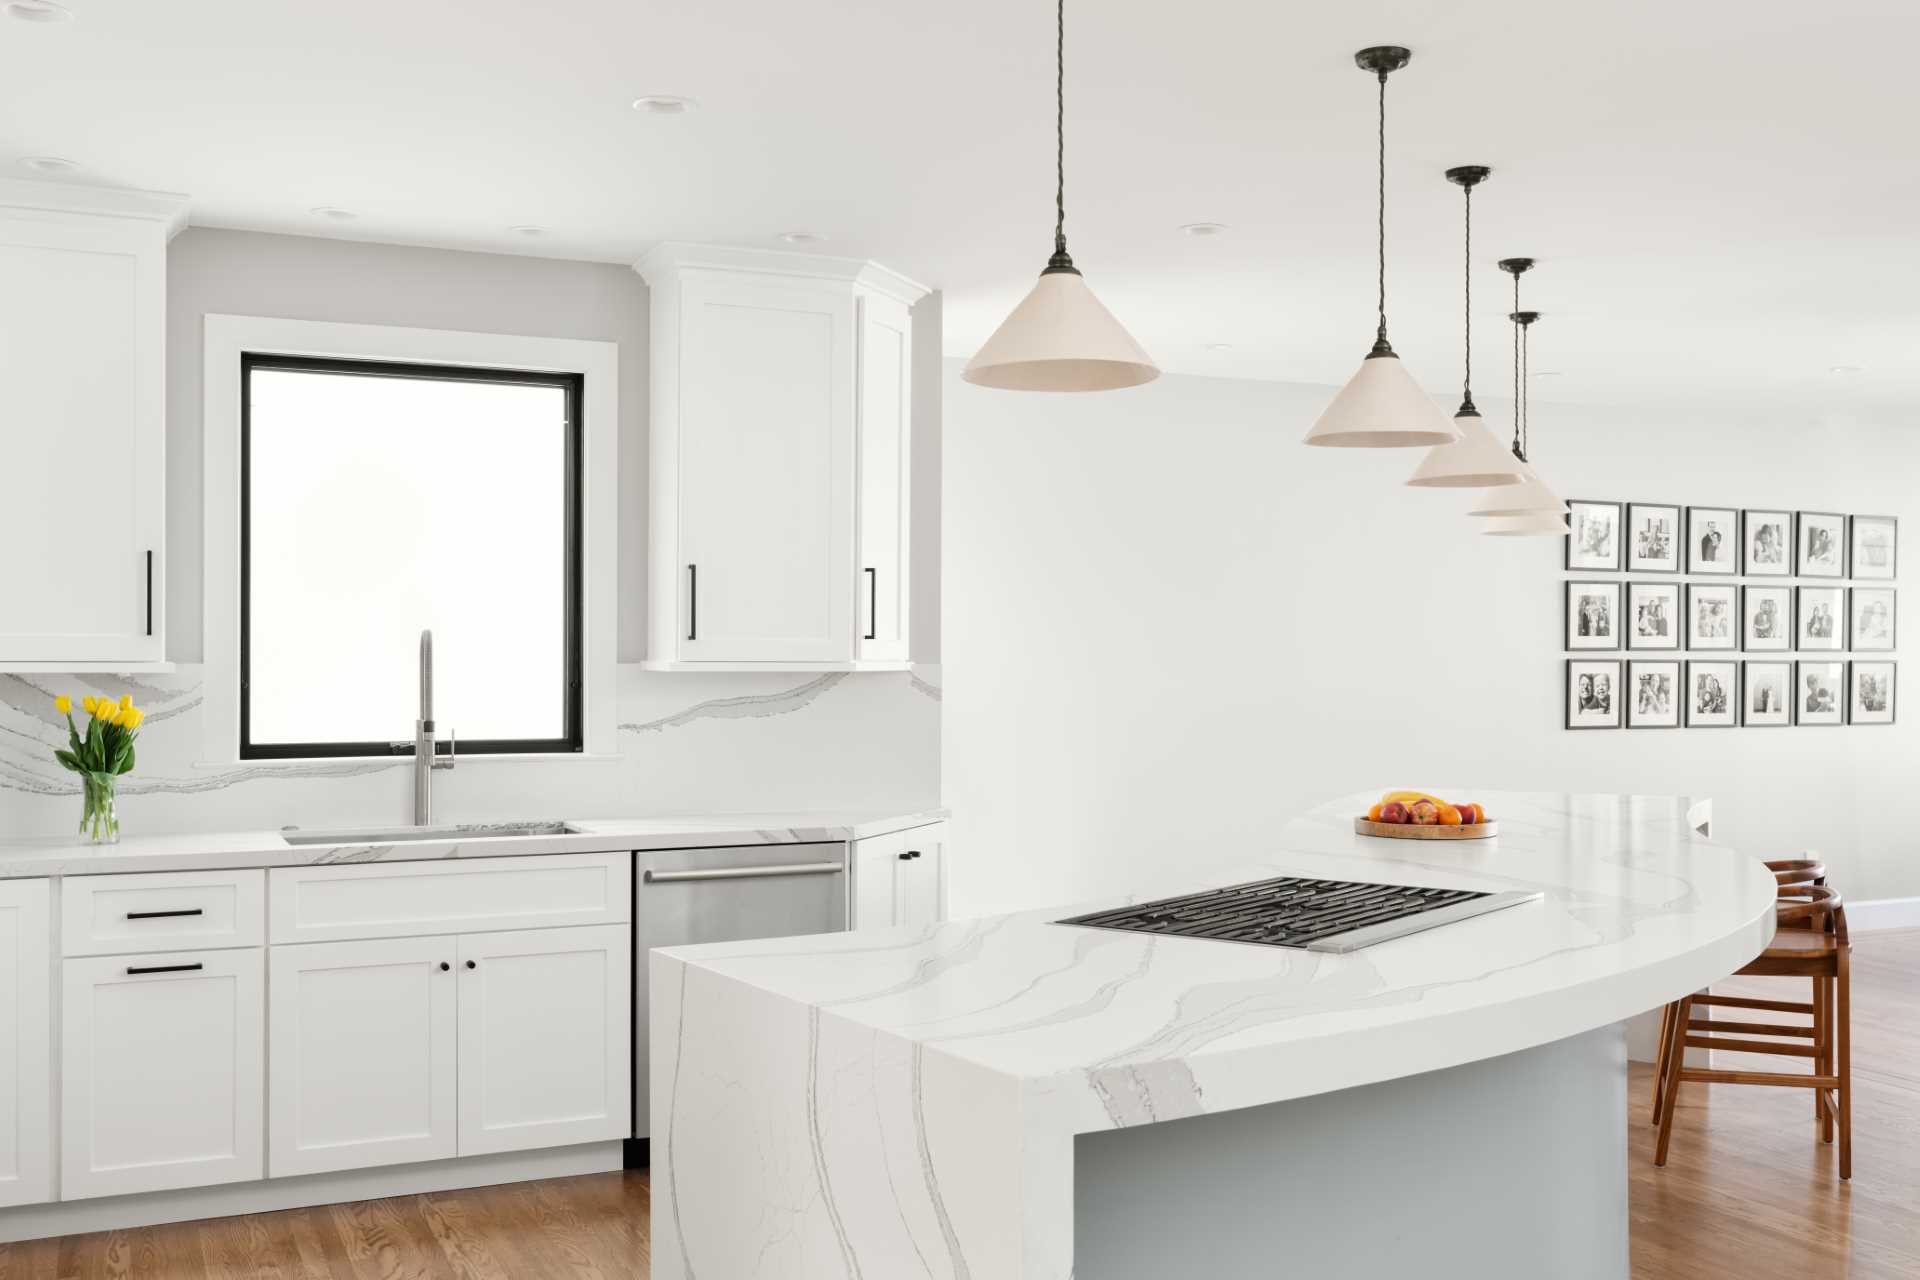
[1651,1001,1676,1123]
[1655,994,1694,1167]
[1837,952,1852,1180]
[1816,973,1833,1143]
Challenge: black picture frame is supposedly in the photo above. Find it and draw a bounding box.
[1741,661,1793,727]
[1566,659,1624,730]
[1627,581,1681,651]
[1684,660,1739,728]
[1626,502,1681,574]
[1741,584,1793,653]
[1849,587,1897,652]
[1686,583,1738,652]
[1796,585,1845,653]
[1850,515,1898,581]
[1795,660,1846,726]
[1741,509,1793,577]
[1565,500,1624,572]
[1626,660,1682,728]
[1687,506,1739,575]
[1566,580,1623,651]
[1849,660,1897,725]
[1796,511,1848,579]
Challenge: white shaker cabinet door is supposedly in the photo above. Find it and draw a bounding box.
[268,937,458,1177]
[61,948,264,1199]
[892,828,946,931]
[855,290,913,664]
[0,880,52,1208]
[455,925,631,1155]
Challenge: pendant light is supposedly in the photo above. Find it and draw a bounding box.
[1305,47,1457,448]
[1470,258,1567,527]
[962,0,1158,392]
[1407,166,1525,487]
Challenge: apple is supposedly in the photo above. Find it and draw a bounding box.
[1408,799,1440,825]
[1378,801,1409,824]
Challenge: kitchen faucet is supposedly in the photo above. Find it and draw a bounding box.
[413,629,455,824]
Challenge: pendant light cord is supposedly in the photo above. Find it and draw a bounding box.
[1049,0,1071,269]
[1511,272,1523,460]
[1521,312,1531,460]
[1374,70,1389,351]
[1461,183,1472,407]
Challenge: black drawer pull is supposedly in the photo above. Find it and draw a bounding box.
[687,564,698,641]
[126,908,204,921]
[865,567,878,641]
[127,963,203,976]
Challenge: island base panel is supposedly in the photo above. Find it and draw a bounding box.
[1075,1024,1628,1280]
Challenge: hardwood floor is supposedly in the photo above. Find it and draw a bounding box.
[5,928,1915,1279]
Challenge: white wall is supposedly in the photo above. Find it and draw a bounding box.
[943,363,1918,915]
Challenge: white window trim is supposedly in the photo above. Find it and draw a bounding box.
[200,314,619,764]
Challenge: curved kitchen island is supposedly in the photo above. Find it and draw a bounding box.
[649,791,1777,1279]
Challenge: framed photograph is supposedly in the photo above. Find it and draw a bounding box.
[1742,661,1792,727]
[1685,661,1738,727]
[1851,515,1897,581]
[1742,509,1792,577]
[1687,507,1739,575]
[1627,581,1680,650]
[1627,661,1681,728]
[1565,581,1622,651]
[1797,660,1845,725]
[1566,660,1623,729]
[1850,587,1896,652]
[1566,500,1623,572]
[1742,585,1792,652]
[1686,583,1737,651]
[1797,512,1847,578]
[1796,586,1845,652]
[1850,660,1896,725]
[1627,503,1681,574]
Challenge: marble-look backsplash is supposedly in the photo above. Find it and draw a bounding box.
[0,665,939,839]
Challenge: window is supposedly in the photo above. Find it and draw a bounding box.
[240,355,582,758]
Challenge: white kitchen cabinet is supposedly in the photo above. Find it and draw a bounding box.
[0,881,52,1209]
[456,925,631,1155]
[851,823,947,930]
[268,936,458,1177]
[0,180,186,670]
[639,242,927,670]
[61,947,264,1199]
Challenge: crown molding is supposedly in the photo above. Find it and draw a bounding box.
[0,178,192,239]
[634,240,929,306]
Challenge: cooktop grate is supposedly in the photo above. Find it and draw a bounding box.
[1055,875,1541,954]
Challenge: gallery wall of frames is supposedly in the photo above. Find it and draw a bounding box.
[1561,501,1897,730]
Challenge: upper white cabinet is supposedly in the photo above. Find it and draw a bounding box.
[0,180,186,671]
[639,243,927,670]
[0,881,52,1209]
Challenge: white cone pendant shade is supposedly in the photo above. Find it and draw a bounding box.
[1305,352,1459,448]
[1467,465,1566,518]
[1406,407,1524,486]
[1482,510,1570,536]
[962,270,1159,392]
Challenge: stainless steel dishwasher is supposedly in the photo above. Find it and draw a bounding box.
[632,843,848,1143]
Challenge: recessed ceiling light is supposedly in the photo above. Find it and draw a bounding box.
[631,95,696,116]
[1205,342,1234,352]
[310,206,356,221]
[19,155,79,174]
[1179,222,1229,237]
[1829,365,1863,376]
[778,231,823,245]
[1533,370,1562,378]
[507,224,546,237]
[6,0,73,22]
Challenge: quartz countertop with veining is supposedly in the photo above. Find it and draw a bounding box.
[0,808,948,878]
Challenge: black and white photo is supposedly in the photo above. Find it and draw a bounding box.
[1686,583,1737,651]
[1687,506,1738,575]
[1742,585,1791,653]
[1565,580,1621,651]
[1566,660,1622,729]
[1566,500,1623,572]
[1628,581,1679,650]
[1797,511,1847,578]
[1742,509,1792,577]
[1627,503,1680,573]
[1742,661,1792,727]
[1797,586,1845,652]
[1685,660,1737,727]
[1851,515,1898,581]
[1798,660,1845,725]
[1850,660,1896,725]
[1850,587,1896,652]
[1628,660,1680,728]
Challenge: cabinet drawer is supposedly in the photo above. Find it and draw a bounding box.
[268,852,632,944]
[61,869,264,956]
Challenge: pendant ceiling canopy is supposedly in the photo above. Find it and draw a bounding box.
[963,0,1157,393]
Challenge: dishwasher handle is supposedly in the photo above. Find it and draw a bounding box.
[643,861,844,884]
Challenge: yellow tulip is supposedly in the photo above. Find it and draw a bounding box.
[119,694,133,712]
[81,695,97,715]
[123,707,145,731]
[55,695,71,715]
[93,701,114,721]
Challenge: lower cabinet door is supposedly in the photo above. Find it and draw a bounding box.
[269,936,458,1177]
[894,835,945,930]
[456,925,631,1155]
[0,880,52,1208]
[61,948,264,1200]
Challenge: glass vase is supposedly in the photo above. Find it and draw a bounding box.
[79,771,120,845]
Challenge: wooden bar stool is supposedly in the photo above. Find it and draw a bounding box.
[1651,880,1851,1178]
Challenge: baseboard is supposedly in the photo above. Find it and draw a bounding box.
[1848,896,1920,932]
[0,1141,623,1244]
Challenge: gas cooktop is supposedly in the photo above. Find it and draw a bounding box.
[1056,875,1541,954]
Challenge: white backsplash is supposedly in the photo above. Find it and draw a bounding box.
[0,666,939,839]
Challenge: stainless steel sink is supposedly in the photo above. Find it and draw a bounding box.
[281,821,579,847]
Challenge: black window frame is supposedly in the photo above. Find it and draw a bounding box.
[239,352,585,760]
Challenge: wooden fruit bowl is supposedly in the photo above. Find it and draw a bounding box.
[1354,817,1499,841]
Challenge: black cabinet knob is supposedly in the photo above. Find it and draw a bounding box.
[466,959,477,969]
[439,962,450,972]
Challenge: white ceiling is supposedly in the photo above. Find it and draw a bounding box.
[5,0,1917,408]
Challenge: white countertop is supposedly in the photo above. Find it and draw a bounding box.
[0,808,947,878]
[650,789,1778,1279]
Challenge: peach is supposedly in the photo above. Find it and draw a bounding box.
[1378,801,1410,824]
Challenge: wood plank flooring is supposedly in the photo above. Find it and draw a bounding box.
[5,927,1915,1279]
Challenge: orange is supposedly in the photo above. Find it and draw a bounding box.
[1438,804,1463,826]
[1367,803,1386,822]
